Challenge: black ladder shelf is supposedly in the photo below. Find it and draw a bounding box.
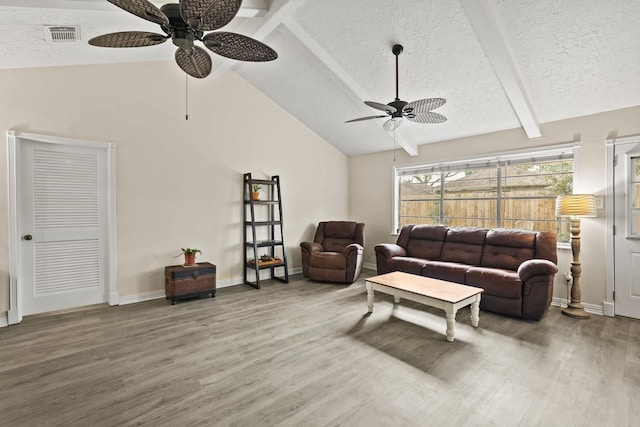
[243,173,289,289]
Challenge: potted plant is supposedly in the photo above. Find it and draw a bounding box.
[181,248,201,266]
[251,184,262,201]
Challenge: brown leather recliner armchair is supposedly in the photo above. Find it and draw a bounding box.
[300,221,365,283]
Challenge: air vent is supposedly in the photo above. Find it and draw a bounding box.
[44,26,81,43]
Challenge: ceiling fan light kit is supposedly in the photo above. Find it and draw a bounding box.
[88,0,278,78]
[346,44,447,130]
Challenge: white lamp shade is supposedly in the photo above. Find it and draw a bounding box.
[555,194,597,218]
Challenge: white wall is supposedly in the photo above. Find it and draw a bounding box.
[349,106,640,309]
[0,60,349,314]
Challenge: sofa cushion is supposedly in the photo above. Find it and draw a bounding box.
[440,227,487,265]
[309,252,346,269]
[405,224,448,260]
[466,266,522,299]
[386,257,426,275]
[481,229,536,271]
[421,261,468,284]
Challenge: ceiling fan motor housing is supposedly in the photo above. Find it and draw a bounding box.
[388,100,408,118]
[160,3,203,49]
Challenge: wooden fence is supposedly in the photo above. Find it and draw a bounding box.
[399,189,568,239]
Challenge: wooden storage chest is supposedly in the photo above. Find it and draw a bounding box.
[165,262,216,305]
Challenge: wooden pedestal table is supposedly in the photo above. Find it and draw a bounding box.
[365,271,484,342]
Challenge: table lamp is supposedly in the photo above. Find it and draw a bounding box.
[555,194,597,319]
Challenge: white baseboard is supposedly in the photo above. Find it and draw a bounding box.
[118,290,166,305]
[602,301,615,317]
[0,312,8,328]
[117,267,304,306]
[551,297,604,316]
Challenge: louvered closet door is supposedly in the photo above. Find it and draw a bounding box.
[19,140,108,315]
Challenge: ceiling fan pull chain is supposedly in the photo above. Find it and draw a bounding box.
[393,129,397,163]
[185,73,189,121]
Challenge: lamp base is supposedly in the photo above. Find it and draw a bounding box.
[562,305,591,319]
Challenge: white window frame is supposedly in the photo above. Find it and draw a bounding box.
[393,145,580,244]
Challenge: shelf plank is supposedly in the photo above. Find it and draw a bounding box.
[245,240,284,247]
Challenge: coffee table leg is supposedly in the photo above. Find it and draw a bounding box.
[445,306,457,342]
[366,282,374,313]
[394,295,400,304]
[470,298,480,327]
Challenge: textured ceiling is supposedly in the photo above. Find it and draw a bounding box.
[1,0,639,156]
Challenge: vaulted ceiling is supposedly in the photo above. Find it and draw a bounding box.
[1,0,639,156]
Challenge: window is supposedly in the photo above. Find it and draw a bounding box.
[394,148,574,243]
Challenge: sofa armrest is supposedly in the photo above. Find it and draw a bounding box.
[300,242,324,253]
[374,244,407,274]
[344,243,364,282]
[300,241,324,278]
[374,243,407,259]
[517,259,558,282]
[344,243,364,256]
[519,259,558,320]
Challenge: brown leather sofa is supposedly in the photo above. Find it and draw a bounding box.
[300,221,365,283]
[375,225,558,320]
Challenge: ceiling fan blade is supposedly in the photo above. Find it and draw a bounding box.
[364,101,397,114]
[175,46,213,78]
[406,111,448,124]
[203,32,277,61]
[88,31,168,48]
[345,115,387,123]
[405,98,447,113]
[106,0,169,26]
[383,118,403,132]
[180,0,242,31]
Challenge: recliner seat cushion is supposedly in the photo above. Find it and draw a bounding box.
[421,261,468,283]
[466,266,522,299]
[386,257,426,275]
[309,252,347,269]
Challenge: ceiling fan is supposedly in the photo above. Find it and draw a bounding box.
[346,44,446,131]
[88,0,277,79]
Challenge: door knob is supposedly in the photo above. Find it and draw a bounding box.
[23,234,32,241]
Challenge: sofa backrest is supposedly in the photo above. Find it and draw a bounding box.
[402,224,448,259]
[480,229,536,270]
[314,221,365,252]
[534,231,558,264]
[396,224,557,269]
[440,227,488,265]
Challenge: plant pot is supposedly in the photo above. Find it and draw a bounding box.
[184,253,196,266]
[251,191,260,201]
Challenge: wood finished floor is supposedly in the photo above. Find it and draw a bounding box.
[1,272,639,427]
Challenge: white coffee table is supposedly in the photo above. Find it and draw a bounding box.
[365,271,484,342]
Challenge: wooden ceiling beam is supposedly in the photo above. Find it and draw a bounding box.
[460,0,542,139]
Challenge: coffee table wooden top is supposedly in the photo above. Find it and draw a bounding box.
[366,272,483,304]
